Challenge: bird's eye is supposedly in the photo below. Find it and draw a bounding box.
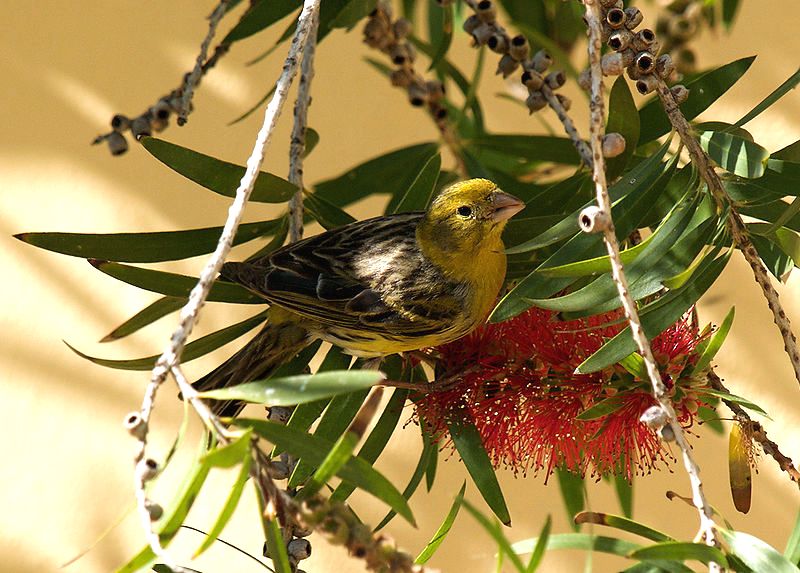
[457,205,473,217]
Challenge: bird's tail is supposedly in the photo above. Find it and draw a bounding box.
[193,308,311,417]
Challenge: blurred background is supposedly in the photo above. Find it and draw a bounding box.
[2,1,798,572]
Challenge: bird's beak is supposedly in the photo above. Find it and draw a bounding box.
[490,191,525,222]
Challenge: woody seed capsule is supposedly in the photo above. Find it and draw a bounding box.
[393,18,411,39]
[106,131,128,156]
[545,70,566,90]
[624,7,644,30]
[525,90,547,113]
[636,74,659,94]
[462,14,481,34]
[634,51,656,74]
[496,53,519,77]
[607,29,633,51]
[521,70,544,91]
[476,0,496,23]
[656,54,675,79]
[671,84,690,104]
[606,8,626,29]
[487,33,508,53]
[508,35,530,61]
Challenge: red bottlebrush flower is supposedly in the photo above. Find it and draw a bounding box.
[413,307,712,480]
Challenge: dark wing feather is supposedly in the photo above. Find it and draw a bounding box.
[219,213,447,334]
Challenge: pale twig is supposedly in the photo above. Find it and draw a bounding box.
[177,0,230,124]
[287,10,319,243]
[653,78,800,389]
[581,0,720,560]
[540,85,593,166]
[132,0,321,563]
[707,370,800,488]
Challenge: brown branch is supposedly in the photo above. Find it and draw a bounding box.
[707,370,800,488]
[653,79,800,389]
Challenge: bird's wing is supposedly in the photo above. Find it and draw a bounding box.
[219,213,452,335]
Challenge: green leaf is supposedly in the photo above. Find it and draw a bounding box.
[303,127,320,158]
[692,307,735,374]
[297,431,360,500]
[100,296,186,342]
[614,474,634,519]
[784,510,800,565]
[415,482,466,565]
[638,56,757,143]
[202,429,252,468]
[265,514,292,573]
[698,130,769,178]
[200,369,384,405]
[463,500,527,572]
[694,388,771,418]
[735,68,800,127]
[314,143,439,208]
[722,529,800,573]
[327,0,377,30]
[141,137,297,203]
[88,260,262,304]
[223,0,300,43]
[525,515,552,573]
[302,191,357,230]
[722,0,742,29]
[15,219,284,263]
[234,419,415,524]
[288,387,371,487]
[556,468,585,530]
[606,76,641,179]
[447,417,510,526]
[331,388,409,503]
[512,533,641,558]
[576,396,626,420]
[630,542,728,567]
[66,310,268,371]
[389,154,441,214]
[574,512,673,543]
[466,134,581,167]
[375,431,435,531]
[427,1,453,71]
[194,435,253,557]
[577,252,731,373]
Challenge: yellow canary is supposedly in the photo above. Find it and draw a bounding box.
[196,178,524,414]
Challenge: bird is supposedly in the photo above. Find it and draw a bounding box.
[195,178,525,415]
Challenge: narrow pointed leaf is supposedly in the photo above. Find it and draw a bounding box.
[194,442,252,557]
[288,388,371,487]
[447,417,510,525]
[614,475,634,519]
[735,68,800,127]
[722,0,742,28]
[698,130,769,178]
[415,482,466,565]
[577,252,731,373]
[576,396,626,420]
[692,306,735,374]
[101,296,186,342]
[314,143,438,207]
[88,260,262,303]
[630,542,728,567]
[199,370,384,405]
[525,515,552,573]
[389,153,441,214]
[375,432,435,531]
[606,76,640,179]
[463,500,527,572]
[695,388,770,418]
[202,429,252,468]
[265,516,292,573]
[721,530,800,573]
[141,137,297,203]
[67,310,268,371]
[638,56,756,143]
[466,134,581,167]
[302,191,357,230]
[784,510,800,564]
[297,430,360,500]
[427,1,453,71]
[556,468,585,529]
[234,419,415,524]
[512,533,641,557]
[16,219,284,263]
[574,513,673,543]
[223,0,300,43]
[331,388,409,502]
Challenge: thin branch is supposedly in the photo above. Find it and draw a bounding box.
[654,78,800,389]
[177,0,230,124]
[707,370,800,488]
[581,0,720,559]
[540,84,593,166]
[287,13,319,243]
[131,0,321,563]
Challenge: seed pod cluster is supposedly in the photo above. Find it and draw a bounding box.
[464,0,570,115]
[363,5,448,126]
[588,0,689,103]
[656,0,707,74]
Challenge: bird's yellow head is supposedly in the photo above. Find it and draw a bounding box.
[417,178,524,281]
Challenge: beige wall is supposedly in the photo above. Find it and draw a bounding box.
[2,2,798,572]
